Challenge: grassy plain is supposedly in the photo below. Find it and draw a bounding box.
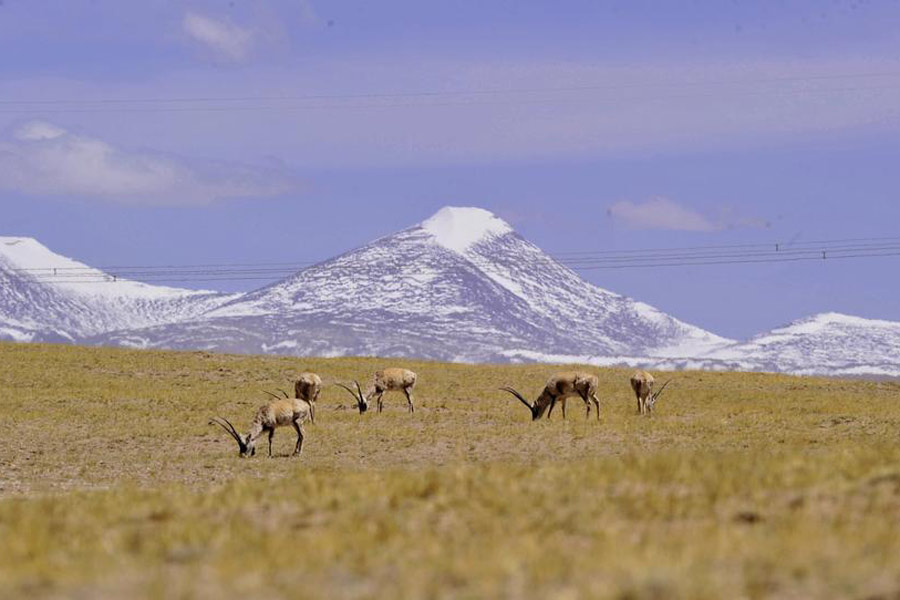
[1,341,899,599]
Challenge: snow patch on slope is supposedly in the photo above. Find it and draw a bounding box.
[0,325,35,342]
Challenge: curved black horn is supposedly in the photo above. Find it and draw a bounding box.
[354,380,368,413]
[215,417,241,440]
[261,390,281,401]
[209,416,243,444]
[210,416,249,454]
[499,386,533,410]
[278,389,289,398]
[653,379,672,400]
[336,381,368,413]
[337,382,363,404]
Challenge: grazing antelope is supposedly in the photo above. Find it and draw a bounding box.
[294,372,322,423]
[336,380,369,413]
[337,368,417,413]
[209,392,312,458]
[501,372,601,421]
[630,370,671,416]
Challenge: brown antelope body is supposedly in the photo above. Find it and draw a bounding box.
[630,370,670,416]
[501,371,601,421]
[294,372,322,423]
[338,367,417,413]
[210,394,312,458]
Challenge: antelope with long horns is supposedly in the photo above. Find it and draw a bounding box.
[501,372,601,421]
[209,391,312,458]
[630,370,670,416]
[337,368,417,413]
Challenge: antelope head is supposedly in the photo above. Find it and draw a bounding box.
[336,380,369,414]
[499,386,551,421]
[646,379,671,412]
[209,416,255,457]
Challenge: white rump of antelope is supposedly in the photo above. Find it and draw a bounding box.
[337,367,417,413]
[501,371,601,421]
[629,370,670,416]
[210,375,319,457]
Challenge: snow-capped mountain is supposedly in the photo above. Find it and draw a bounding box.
[92,207,731,361]
[3,208,899,377]
[0,237,235,342]
[696,313,900,377]
[528,312,900,378]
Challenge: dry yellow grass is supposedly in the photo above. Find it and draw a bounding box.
[1,341,900,598]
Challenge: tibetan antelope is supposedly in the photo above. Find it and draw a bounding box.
[294,372,322,423]
[209,392,312,458]
[630,370,671,416]
[501,372,601,421]
[337,368,417,413]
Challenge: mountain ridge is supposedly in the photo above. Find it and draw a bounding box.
[0,236,236,340]
[121,206,728,361]
[2,207,898,377]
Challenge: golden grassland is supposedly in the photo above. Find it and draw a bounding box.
[1,342,900,599]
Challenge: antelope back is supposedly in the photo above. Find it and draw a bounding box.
[375,368,417,390]
[295,372,322,400]
[257,399,305,428]
[545,372,578,396]
[544,371,596,398]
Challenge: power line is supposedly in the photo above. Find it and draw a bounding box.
[3,74,900,115]
[22,249,900,284]
[3,84,898,115]
[551,235,900,257]
[571,250,900,270]
[4,69,900,106]
[12,234,900,275]
[11,261,315,276]
[17,237,896,279]
[31,275,293,284]
[12,244,900,285]
[561,244,900,265]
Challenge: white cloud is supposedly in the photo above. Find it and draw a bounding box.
[607,198,720,232]
[182,11,254,63]
[15,121,67,141]
[0,121,292,205]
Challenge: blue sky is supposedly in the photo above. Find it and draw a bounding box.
[1,0,899,339]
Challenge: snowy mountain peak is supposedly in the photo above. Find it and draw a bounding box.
[148,205,730,361]
[419,206,513,253]
[0,235,204,300]
[812,312,892,325]
[0,235,238,342]
[773,312,898,336]
[0,236,98,288]
[1,236,45,257]
[1,236,102,275]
